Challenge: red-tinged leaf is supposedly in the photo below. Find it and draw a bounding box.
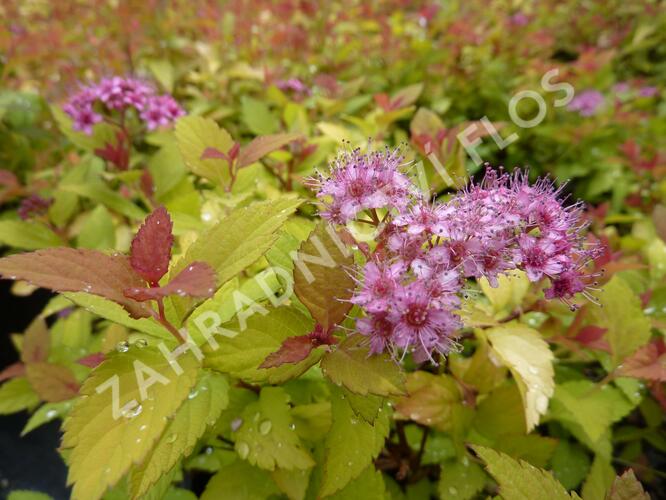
[607,469,649,500]
[0,248,152,318]
[201,146,230,161]
[237,133,302,168]
[260,323,337,369]
[575,325,610,351]
[0,169,20,188]
[374,93,391,111]
[21,317,50,364]
[0,362,25,382]
[260,336,314,369]
[77,352,106,369]
[130,206,174,284]
[26,362,79,402]
[124,261,216,302]
[140,169,155,201]
[94,132,129,170]
[618,341,666,382]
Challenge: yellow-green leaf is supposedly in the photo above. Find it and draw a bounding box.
[62,346,200,500]
[486,324,554,432]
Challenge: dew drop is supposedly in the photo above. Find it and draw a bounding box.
[289,423,296,431]
[259,420,272,435]
[116,341,130,353]
[45,409,58,419]
[134,339,148,348]
[449,487,458,495]
[237,441,250,459]
[231,418,243,432]
[528,365,538,375]
[350,418,358,425]
[188,389,199,399]
[139,424,148,432]
[122,403,142,419]
[166,433,178,444]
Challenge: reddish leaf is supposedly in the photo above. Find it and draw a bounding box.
[201,146,230,161]
[26,362,79,402]
[140,169,155,202]
[575,325,610,351]
[260,324,336,369]
[236,133,302,169]
[0,169,19,188]
[77,352,106,368]
[130,206,174,284]
[21,317,50,364]
[0,248,151,318]
[260,336,314,369]
[94,132,129,170]
[0,362,25,382]
[124,261,216,302]
[618,340,666,382]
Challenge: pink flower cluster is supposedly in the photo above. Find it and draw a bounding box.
[63,76,185,134]
[314,148,599,363]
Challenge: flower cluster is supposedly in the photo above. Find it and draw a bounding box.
[63,76,185,134]
[315,148,600,363]
[567,90,604,117]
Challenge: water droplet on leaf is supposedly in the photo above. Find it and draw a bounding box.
[259,420,272,435]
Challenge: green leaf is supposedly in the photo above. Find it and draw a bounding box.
[51,105,117,152]
[77,205,115,249]
[0,220,62,249]
[326,466,386,500]
[129,372,229,498]
[581,455,615,500]
[589,276,652,367]
[319,386,389,496]
[237,133,302,168]
[551,441,591,490]
[438,457,487,500]
[343,388,384,424]
[203,306,321,384]
[62,346,200,500]
[271,467,311,500]
[174,115,234,185]
[60,183,146,220]
[7,491,53,500]
[148,142,187,199]
[201,460,280,500]
[169,197,301,316]
[63,292,172,341]
[0,378,40,415]
[233,387,314,471]
[321,334,405,397]
[607,469,649,500]
[241,97,279,135]
[486,324,555,432]
[22,401,73,435]
[473,445,579,500]
[293,222,355,329]
[480,271,530,317]
[549,380,634,444]
[395,371,461,431]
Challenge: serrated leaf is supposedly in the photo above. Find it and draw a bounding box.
[237,133,302,168]
[480,271,530,317]
[438,457,487,500]
[0,220,62,250]
[319,386,389,497]
[342,388,384,424]
[293,222,354,329]
[130,206,173,284]
[233,387,314,471]
[62,346,200,500]
[129,372,229,498]
[204,307,321,384]
[174,115,234,185]
[326,466,386,500]
[549,380,634,444]
[395,372,461,430]
[169,198,300,316]
[260,335,315,368]
[0,378,40,415]
[607,470,649,500]
[125,262,216,302]
[473,445,578,500]
[25,362,79,402]
[201,460,280,500]
[486,324,554,432]
[272,467,311,500]
[590,276,651,368]
[241,97,279,135]
[0,248,151,319]
[617,341,666,382]
[321,334,405,397]
[21,317,49,363]
[22,400,73,435]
